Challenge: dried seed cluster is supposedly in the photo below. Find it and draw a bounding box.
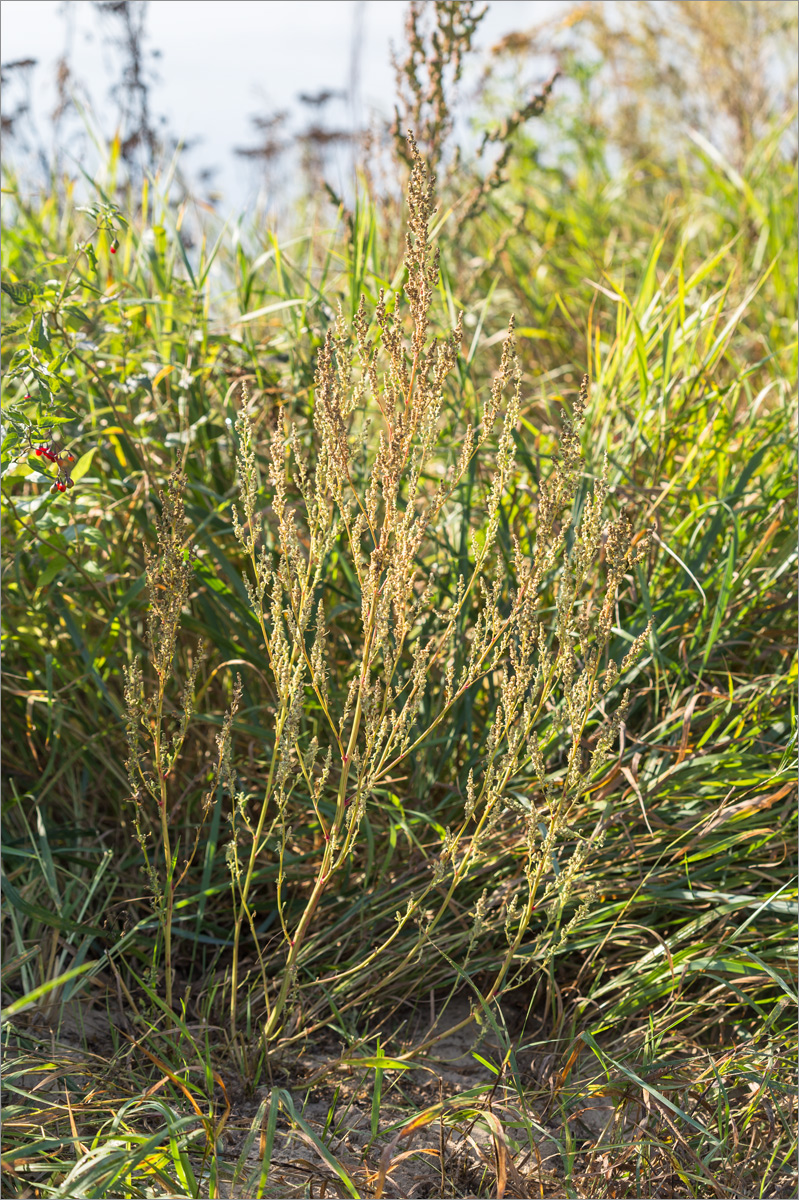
[392,1,487,173]
[123,471,234,1012]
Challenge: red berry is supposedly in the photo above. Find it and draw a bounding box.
[57,481,66,492]
[110,246,116,254]
[35,447,43,456]
[24,393,31,400]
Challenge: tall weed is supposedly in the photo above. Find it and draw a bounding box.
[221,137,650,1048]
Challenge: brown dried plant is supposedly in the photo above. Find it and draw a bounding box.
[388,0,558,224]
[229,134,651,1051]
[487,0,797,170]
[391,1,487,174]
[124,471,241,1011]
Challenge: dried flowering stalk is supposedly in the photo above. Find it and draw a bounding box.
[124,471,240,1011]
[391,1,487,173]
[230,135,650,1048]
[390,0,557,220]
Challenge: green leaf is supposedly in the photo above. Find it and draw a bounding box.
[33,316,53,362]
[63,305,91,330]
[70,446,97,483]
[277,1090,361,1198]
[349,1056,414,1071]
[37,558,63,590]
[1,280,37,306]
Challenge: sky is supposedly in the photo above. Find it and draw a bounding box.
[1,0,572,206]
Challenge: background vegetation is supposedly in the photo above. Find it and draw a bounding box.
[2,2,797,1197]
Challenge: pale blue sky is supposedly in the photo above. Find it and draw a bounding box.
[1,0,571,205]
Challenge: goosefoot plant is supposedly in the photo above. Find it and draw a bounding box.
[124,470,241,1011]
[229,136,650,1050]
